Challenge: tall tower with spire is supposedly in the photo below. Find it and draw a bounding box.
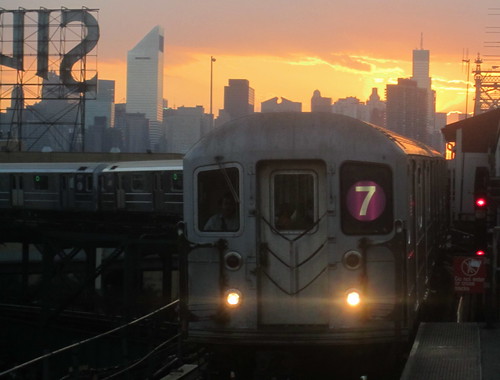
[412,34,431,90]
[411,34,436,146]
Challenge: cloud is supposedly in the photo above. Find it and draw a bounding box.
[286,53,407,80]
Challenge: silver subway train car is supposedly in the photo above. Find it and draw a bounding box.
[0,159,183,223]
[182,113,447,353]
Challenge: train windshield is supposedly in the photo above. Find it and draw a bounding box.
[197,165,240,232]
[340,162,393,235]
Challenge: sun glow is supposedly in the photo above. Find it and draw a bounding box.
[92,51,470,115]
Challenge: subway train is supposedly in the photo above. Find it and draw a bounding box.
[0,159,184,225]
[181,112,448,372]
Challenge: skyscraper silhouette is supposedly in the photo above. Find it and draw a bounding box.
[223,79,255,121]
[411,40,436,145]
[311,90,331,112]
[386,78,427,142]
[126,26,164,151]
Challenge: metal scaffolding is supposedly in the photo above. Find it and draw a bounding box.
[473,55,500,115]
[0,8,99,152]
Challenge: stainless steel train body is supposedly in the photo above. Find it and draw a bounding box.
[99,160,183,215]
[0,162,106,212]
[0,160,183,219]
[182,113,447,347]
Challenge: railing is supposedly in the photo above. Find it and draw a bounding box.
[0,299,183,379]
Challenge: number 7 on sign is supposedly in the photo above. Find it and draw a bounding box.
[355,186,376,216]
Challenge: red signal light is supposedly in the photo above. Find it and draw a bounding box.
[476,250,486,256]
[475,198,487,208]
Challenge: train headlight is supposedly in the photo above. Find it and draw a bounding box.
[224,251,243,271]
[346,289,361,307]
[225,289,242,308]
[342,250,363,270]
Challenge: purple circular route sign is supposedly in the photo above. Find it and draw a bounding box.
[346,181,386,221]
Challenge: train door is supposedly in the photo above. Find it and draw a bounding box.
[414,161,426,309]
[407,161,417,321]
[100,173,116,211]
[116,174,126,210]
[153,172,165,212]
[11,174,23,207]
[0,174,9,208]
[257,160,328,326]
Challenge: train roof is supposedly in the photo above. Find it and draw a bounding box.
[186,113,442,163]
[101,159,183,172]
[0,160,183,174]
[0,162,106,173]
[442,108,500,153]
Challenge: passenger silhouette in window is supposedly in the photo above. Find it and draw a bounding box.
[203,192,239,231]
[276,202,293,230]
[276,202,313,231]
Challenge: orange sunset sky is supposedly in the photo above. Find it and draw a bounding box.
[4,0,500,116]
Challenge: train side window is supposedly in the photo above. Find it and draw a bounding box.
[0,174,9,191]
[33,175,49,190]
[86,175,93,192]
[273,172,315,232]
[132,174,145,192]
[197,166,240,232]
[101,174,114,191]
[75,174,87,193]
[340,162,393,235]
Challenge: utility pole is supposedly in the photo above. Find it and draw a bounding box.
[210,56,216,127]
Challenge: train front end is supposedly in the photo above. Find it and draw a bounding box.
[182,113,435,349]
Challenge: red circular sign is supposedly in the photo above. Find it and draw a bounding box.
[346,181,386,221]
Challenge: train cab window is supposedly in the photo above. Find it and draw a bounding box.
[197,166,240,232]
[33,175,49,190]
[273,172,315,232]
[340,162,393,235]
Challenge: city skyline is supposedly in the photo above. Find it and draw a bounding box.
[3,0,500,115]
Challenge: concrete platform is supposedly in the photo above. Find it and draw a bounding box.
[401,322,500,380]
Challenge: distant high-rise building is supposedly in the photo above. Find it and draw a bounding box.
[366,88,386,127]
[165,106,212,153]
[85,79,115,129]
[22,72,79,151]
[332,97,367,120]
[412,49,431,90]
[411,43,435,143]
[223,79,255,121]
[126,26,164,150]
[386,78,427,142]
[311,90,331,112]
[261,97,302,113]
[123,113,150,153]
[432,112,447,153]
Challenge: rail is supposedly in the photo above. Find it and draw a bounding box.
[0,299,181,379]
